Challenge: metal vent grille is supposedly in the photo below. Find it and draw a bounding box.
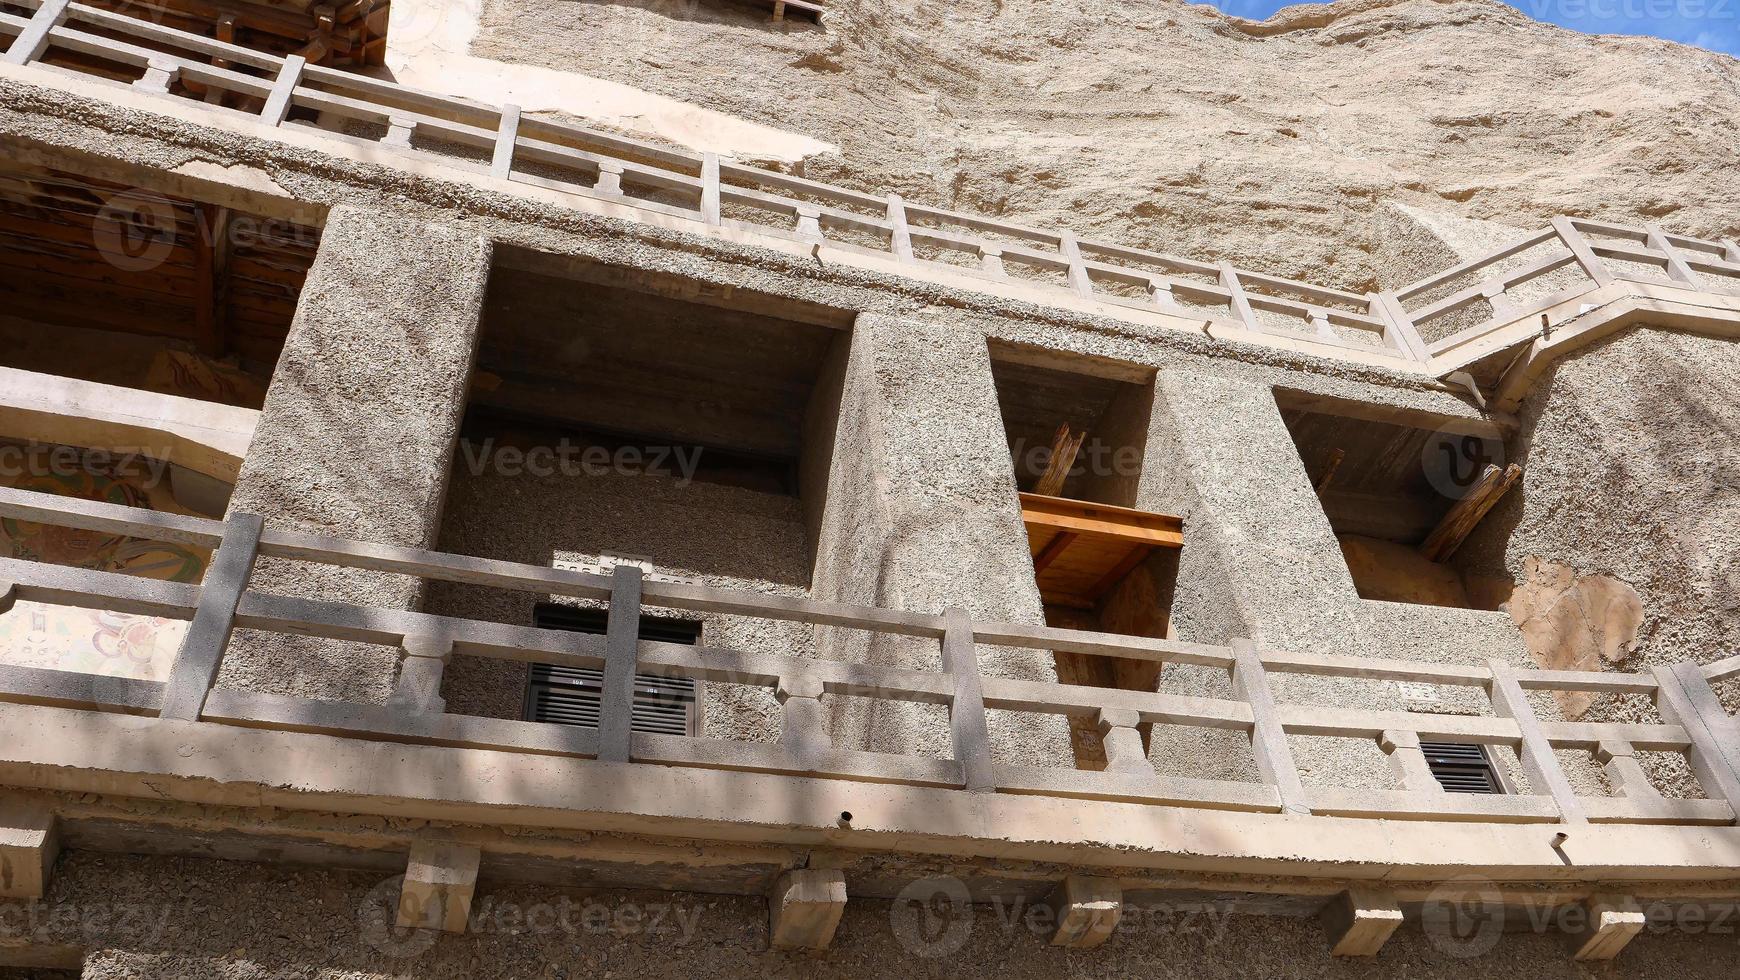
[524,604,701,736]
[1421,741,1502,794]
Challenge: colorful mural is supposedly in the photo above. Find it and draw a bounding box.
[0,441,214,681]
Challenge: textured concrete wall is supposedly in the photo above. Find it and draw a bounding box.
[218,206,492,704]
[1457,324,1740,793]
[811,311,1072,766]
[1135,367,1584,792]
[426,464,810,739]
[14,852,1738,979]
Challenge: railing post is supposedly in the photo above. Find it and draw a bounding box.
[1652,663,1740,810]
[941,608,995,792]
[158,512,264,721]
[1378,729,1441,793]
[1486,659,1586,823]
[491,103,521,180]
[1230,638,1309,814]
[1550,216,1616,288]
[1058,231,1092,298]
[886,193,914,262]
[1217,262,1259,331]
[1145,278,1177,310]
[776,671,830,759]
[260,54,306,127]
[1594,740,1661,799]
[387,635,453,713]
[1645,223,1706,288]
[2,0,70,66]
[597,563,643,763]
[699,152,721,226]
[1372,292,1430,361]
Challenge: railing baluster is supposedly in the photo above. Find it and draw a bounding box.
[793,205,822,242]
[978,245,1005,278]
[1551,216,1616,288]
[1230,639,1309,814]
[1378,729,1441,793]
[776,671,829,759]
[699,152,721,226]
[158,512,264,722]
[387,635,453,713]
[1594,740,1661,799]
[491,103,521,180]
[1217,262,1259,331]
[132,57,177,95]
[382,115,416,149]
[597,563,643,763]
[259,54,305,127]
[886,193,914,262]
[1486,659,1586,823]
[593,161,623,195]
[1058,230,1092,298]
[1724,239,1740,265]
[2,0,70,66]
[1653,663,1740,811]
[941,608,995,792]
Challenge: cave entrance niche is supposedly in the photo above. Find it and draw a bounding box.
[988,346,1183,770]
[1277,390,1519,610]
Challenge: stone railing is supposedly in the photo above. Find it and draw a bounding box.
[5,0,1738,376]
[1,484,1737,829]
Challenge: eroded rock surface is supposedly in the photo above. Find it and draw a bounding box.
[463,0,1740,289]
[1506,556,1644,717]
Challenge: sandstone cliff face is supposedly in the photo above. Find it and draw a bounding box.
[467,0,1739,290]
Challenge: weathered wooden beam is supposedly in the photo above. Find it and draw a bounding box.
[0,799,58,899]
[1567,894,1645,961]
[396,840,479,933]
[768,869,845,950]
[1042,875,1121,948]
[1032,423,1085,496]
[1419,462,1521,562]
[1321,887,1403,956]
[192,203,232,356]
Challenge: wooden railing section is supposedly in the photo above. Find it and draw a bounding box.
[5,0,1736,375]
[0,485,1737,828]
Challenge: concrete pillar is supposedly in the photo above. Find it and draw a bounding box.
[396,840,481,933]
[810,312,1070,767]
[768,869,846,950]
[0,799,57,899]
[219,205,491,704]
[1144,370,1361,648]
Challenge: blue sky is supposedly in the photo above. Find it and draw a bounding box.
[1208,0,1738,55]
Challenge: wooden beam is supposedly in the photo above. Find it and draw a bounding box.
[1031,530,1076,575]
[1032,423,1085,496]
[193,203,232,356]
[1419,463,1521,562]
